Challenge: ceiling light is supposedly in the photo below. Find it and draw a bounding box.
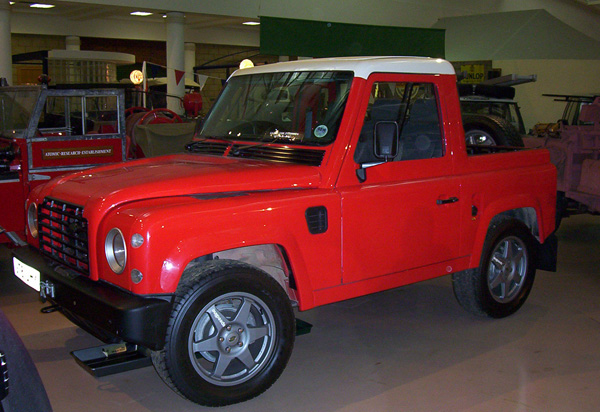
[130,11,153,17]
[243,21,260,26]
[239,59,254,69]
[30,3,56,8]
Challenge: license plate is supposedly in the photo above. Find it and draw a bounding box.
[13,258,41,292]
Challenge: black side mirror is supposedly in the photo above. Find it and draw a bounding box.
[374,121,399,161]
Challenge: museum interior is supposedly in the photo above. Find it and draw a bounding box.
[1,0,600,411]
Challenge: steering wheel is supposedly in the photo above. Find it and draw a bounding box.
[125,107,150,118]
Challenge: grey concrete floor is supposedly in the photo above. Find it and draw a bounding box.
[1,214,600,412]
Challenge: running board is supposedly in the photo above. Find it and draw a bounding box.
[71,342,151,377]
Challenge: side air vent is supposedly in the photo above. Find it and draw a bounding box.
[229,145,325,167]
[185,141,230,156]
[305,206,328,235]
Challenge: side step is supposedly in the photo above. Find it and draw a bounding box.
[71,342,151,377]
[72,319,313,377]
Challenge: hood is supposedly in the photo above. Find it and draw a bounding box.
[43,154,321,211]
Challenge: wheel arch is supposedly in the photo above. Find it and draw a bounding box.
[469,205,541,269]
[176,244,304,308]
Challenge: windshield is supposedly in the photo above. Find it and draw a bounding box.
[0,87,41,138]
[200,71,353,146]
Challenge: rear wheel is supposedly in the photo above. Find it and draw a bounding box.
[152,260,295,406]
[452,219,536,318]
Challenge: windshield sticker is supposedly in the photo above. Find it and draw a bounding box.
[269,130,302,142]
[314,125,328,138]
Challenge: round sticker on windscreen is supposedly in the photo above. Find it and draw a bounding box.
[314,125,328,138]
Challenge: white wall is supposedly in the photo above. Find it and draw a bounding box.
[494,59,600,130]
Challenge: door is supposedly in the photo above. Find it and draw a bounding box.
[338,75,461,284]
[28,91,125,181]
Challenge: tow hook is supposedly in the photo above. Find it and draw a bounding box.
[40,280,55,300]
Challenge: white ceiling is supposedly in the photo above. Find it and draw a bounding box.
[9,0,259,31]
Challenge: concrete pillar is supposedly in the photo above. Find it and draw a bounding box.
[185,42,195,82]
[65,36,81,51]
[166,12,185,114]
[0,1,12,84]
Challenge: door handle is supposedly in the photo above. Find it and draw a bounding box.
[437,197,459,205]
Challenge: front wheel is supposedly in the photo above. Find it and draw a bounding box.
[152,260,295,406]
[452,219,536,318]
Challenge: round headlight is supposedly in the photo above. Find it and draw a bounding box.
[105,228,127,274]
[27,203,38,238]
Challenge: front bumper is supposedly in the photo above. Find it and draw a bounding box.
[12,246,173,351]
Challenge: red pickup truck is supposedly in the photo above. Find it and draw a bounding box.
[12,57,557,406]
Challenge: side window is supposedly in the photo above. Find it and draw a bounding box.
[37,95,119,137]
[354,82,444,164]
[84,96,119,135]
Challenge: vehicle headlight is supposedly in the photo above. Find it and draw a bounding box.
[105,228,127,274]
[27,203,38,238]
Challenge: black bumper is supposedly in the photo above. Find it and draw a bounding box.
[12,246,173,351]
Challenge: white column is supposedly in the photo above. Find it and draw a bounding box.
[166,12,185,114]
[0,1,12,84]
[65,36,81,51]
[185,42,195,82]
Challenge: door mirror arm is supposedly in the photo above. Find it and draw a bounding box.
[356,161,385,183]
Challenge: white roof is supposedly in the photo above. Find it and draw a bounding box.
[232,56,455,79]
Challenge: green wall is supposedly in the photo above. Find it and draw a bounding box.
[260,16,445,58]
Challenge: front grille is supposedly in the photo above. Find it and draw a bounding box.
[38,197,89,276]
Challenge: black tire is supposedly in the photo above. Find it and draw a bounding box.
[151,260,295,406]
[463,114,524,147]
[0,310,52,412]
[452,219,536,318]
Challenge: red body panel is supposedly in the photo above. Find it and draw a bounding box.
[23,69,557,312]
